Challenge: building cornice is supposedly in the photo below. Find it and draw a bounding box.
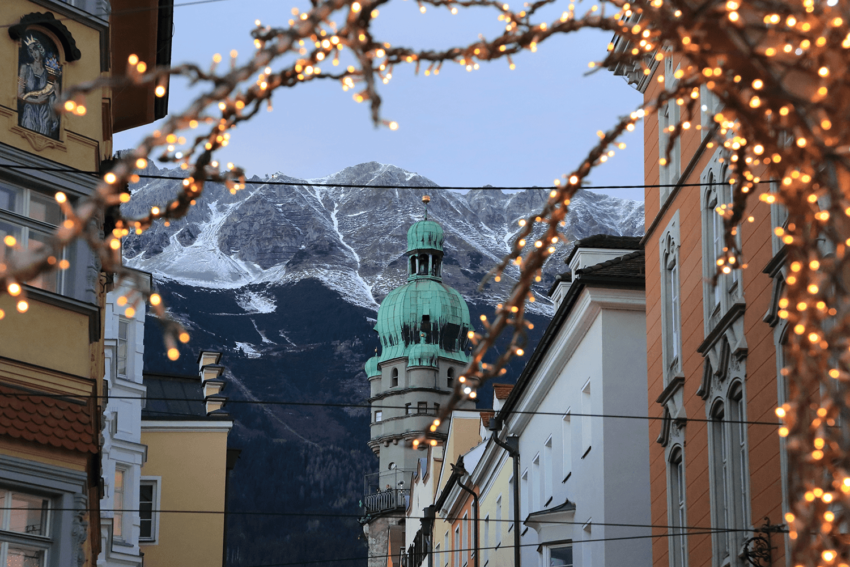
[140,420,233,433]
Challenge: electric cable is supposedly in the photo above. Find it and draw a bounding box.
[0,392,782,426]
[0,163,758,191]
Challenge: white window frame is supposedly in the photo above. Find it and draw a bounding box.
[375,411,382,423]
[531,454,541,512]
[139,477,161,545]
[454,525,461,567]
[658,56,681,203]
[495,495,503,545]
[0,488,52,567]
[463,512,469,566]
[113,466,127,541]
[543,436,553,505]
[659,211,683,384]
[483,515,490,564]
[444,531,450,567]
[562,410,572,482]
[546,543,574,567]
[581,380,592,455]
[521,469,529,521]
[0,182,65,294]
[667,448,688,567]
[117,318,129,378]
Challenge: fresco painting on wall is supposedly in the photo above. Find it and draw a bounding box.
[17,30,62,140]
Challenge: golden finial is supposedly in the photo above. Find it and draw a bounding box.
[422,195,430,219]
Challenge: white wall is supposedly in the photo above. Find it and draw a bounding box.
[98,282,147,567]
[502,286,650,567]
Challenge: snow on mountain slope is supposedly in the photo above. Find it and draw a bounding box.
[122,161,644,316]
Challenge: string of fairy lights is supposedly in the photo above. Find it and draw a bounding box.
[0,0,847,564]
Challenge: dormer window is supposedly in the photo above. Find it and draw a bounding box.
[391,368,399,387]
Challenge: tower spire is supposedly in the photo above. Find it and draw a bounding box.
[422,195,430,220]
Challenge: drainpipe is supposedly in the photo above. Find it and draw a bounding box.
[488,417,521,567]
[453,463,479,567]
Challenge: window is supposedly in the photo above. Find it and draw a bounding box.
[375,411,383,422]
[532,454,541,511]
[484,515,490,563]
[659,212,683,384]
[701,156,739,331]
[658,56,681,201]
[581,380,592,454]
[140,480,158,542]
[507,476,514,531]
[700,84,722,136]
[418,401,427,414]
[668,449,688,567]
[447,368,455,388]
[435,404,440,414]
[730,388,749,530]
[117,318,129,378]
[0,182,64,293]
[543,436,553,504]
[549,545,573,567]
[711,403,731,559]
[0,489,51,567]
[391,368,399,388]
[521,470,529,519]
[436,543,442,567]
[114,468,126,539]
[406,404,412,415]
[454,526,461,567]
[495,495,503,545]
[562,412,572,481]
[583,522,593,567]
[463,512,469,565]
[445,531,450,567]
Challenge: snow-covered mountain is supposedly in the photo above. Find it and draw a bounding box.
[123,161,644,315]
[125,161,644,567]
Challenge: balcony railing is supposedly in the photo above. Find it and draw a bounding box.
[364,469,414,514]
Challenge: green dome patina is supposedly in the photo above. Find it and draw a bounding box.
[365,213,472,376]
[365,355,381,378]
[408,342,440,368]
[407,219,444,253]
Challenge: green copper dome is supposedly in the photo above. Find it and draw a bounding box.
[365,355,380,378]
[374,279,471,365]
[407,219,444,253]
[365,215,472,376]
[408,343,440,368]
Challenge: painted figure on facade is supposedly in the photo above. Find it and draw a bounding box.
[17,32,62,140]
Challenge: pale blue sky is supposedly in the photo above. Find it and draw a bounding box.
[114,0,646,201]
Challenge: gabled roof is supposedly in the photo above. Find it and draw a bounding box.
[564,234,642,266]
[142,372,229,421]
[493,384,514,400]
[574,250,645,280]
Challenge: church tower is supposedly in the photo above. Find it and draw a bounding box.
[363,196,474,493]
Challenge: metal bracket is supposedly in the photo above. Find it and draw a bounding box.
[741,517,784,567]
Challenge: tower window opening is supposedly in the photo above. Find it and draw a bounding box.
[418,401,428,414]
[391,368,399,387]
[418,254,429,275]
[447,368,455,388]
[431,257,441,277]
[410,256,417,275]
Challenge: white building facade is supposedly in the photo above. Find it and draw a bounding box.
[490,236,652,567]
[98,271,150,567]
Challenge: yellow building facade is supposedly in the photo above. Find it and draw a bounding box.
[139,351,236,567]
[0,1,172,565]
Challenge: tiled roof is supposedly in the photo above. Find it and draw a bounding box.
[493,384,514,400]
[564,234,642,265]
[575,250,645,280]
[0,384,96,453]
[142,373,207,420]
[480,411,495,428]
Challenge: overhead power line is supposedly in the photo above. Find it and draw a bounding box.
[1,392,781,426]
[0,163,755,191]
[0,506,774,534]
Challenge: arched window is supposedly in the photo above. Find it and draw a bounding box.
[391,368,399,387]
[668,447,688,567]
[447,368,454,388]
[410,256,417,275]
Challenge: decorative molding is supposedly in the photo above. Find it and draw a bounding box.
[140,420,233,433]
[72,492,88,567]
[697,302,747,354]
[656,376,686,446]
[11,125,67,153]
[9,12,82,61]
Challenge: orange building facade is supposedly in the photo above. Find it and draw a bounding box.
[617,41,790,567]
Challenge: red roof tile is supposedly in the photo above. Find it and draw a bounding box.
[493,384,514,400]
[480,411,495,428]
[0,385,97,453]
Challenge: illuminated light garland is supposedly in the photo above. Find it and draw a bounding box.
[0,1,845,562]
